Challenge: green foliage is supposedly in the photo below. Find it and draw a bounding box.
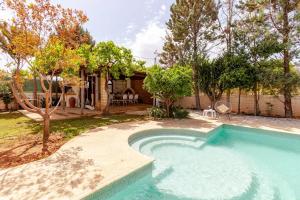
[2,93,12,106]
[144,65,192,102]
[196,57,226,104]
[260,59,300,96]
[0,71,10,95]
[165,0,219,60]
[171,106,189,119]
[144,65,192,117]
[148,106,166,119]
[33,38,82,78]
[219,54,253,91]
[91,41,135,78]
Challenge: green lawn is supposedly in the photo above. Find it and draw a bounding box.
[0,112,145,148]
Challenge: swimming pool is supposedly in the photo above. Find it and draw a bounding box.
[86,125,300,200]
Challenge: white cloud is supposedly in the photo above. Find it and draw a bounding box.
[126,21,166,66]
[125,22,136,34]
[123,2,169,66]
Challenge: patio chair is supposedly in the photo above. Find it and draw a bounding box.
[215,101,231,120]
[109,94,114,105]
[122,94,128,106]
[128,94,134,104]
[134,94,139,104]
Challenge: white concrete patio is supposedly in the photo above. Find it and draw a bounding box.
[0,113,300,200]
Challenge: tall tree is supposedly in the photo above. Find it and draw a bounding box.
[161,0,219,110]
[1,0,87,152]
[217,0,236,102]
[263,0,300,117]
[234,1,283,115]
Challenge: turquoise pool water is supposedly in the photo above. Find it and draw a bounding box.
[86,125,300,200]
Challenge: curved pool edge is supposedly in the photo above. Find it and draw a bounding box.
[81,127,223,200]
[81,122,300,200]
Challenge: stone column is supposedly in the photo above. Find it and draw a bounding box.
[80,69,85,111]
[95,74,99,104]
[126,79,131,88]
[99,73,108,111]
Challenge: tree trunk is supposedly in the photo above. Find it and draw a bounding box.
[226,90,231,103]
[192,31,201,110]
[43,90,51,152]
[238,88,241,114]
[165,99,172,118]
[42,115,50,152]
[33,76,38,107]
[253,83,259,116]
[282,0,293,118]
[192,65,201,110]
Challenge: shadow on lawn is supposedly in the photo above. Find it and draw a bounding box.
[50,114,144,138]
[0,147,103,199]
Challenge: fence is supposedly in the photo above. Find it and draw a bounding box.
[176,93,300,117]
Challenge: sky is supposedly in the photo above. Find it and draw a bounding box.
[0,0,174,68]
[52,0,174,65]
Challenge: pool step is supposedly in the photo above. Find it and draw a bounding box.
[135,135,206,156]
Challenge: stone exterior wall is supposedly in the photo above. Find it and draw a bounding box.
[177,93,300,117]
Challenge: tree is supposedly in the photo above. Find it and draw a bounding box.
[260,59,300,98]
[233,2,284,115]
[144,65,192,117]
[263,0,300,117]
[196,56,226,107]
[217,0,237,102]
[161,0,219,110]
[57,25,95,49]
[1,0,87,152]
[220,54,253,113]
[90,41,135,113]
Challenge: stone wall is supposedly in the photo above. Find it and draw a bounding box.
[177,93,300,117]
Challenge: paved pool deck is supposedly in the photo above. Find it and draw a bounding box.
[1,112,300,200]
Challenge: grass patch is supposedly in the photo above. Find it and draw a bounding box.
[51,114,144,139]
[0,112,146,147]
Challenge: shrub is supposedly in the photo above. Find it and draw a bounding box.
[171,106,189,119]
[2,93,12,110]
[149,106,166,119]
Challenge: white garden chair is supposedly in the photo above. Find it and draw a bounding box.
[122,94,128,106]
[134,94,139,104]
[128,94,134,104]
